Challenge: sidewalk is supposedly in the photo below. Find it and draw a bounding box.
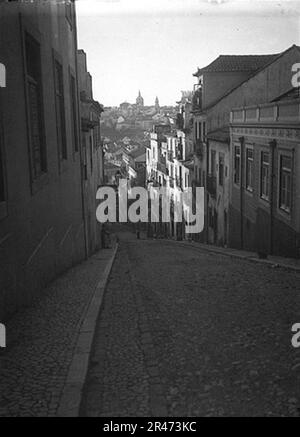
[0,243,118,417]
[169,239,300,273]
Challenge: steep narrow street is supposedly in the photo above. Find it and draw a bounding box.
[81,230,300,417]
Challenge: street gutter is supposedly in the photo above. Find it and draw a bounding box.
[165,240,300,274]
[57,242,119,417]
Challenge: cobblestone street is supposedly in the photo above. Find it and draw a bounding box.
[81,230,300,417]
[0,248,116,417]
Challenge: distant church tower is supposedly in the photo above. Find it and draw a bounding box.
[136,90,144,107]
[155,96,160,111]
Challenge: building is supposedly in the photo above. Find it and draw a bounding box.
[136,90,144,108]
[0,2,87,319]
[133,152,146,187]
[191,44,300,249]
[230,97,300,258]
[155,96,160,112]
[146,120,194,240]
[104,162,121,185]
[77,49,104,256]
[0,1,87,319]
[128,147,146,187]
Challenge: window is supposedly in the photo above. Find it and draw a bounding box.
[219,153,224,186]
[195,120,202,140]
[65,1,73,27]
[260,151,269,200]
[234,145,241,185]
[208,206,214,228]
[179,166,182,188]
[202,121,206,141]
[210,150,216,174]
[93,125,99,150]
[82,133,87,180]
[198,122,202,141]
[54,59,67,160]
[89,135,93,173]
[0,106,6,205]
[245,148,254,192]
[0,143,5,203]
[25,33,47,179]
[69,73,78,152]
[279,155,292,213]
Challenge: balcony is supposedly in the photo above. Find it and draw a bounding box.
[157,161,166,173]
[176,112,184,130]
[157,155,166,173]
[175,176,183,190]
[176,150,183,161]
[194,139,204,159]
[207,174,216,198]
[191,87,202,113]
[167,150,173,161]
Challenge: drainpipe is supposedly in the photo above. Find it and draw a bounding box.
[239,136,245,250]
[74,5,89,259]
[269,139,276,255]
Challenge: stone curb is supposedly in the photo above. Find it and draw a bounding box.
[165,239,300,273]
[57,243,119,417]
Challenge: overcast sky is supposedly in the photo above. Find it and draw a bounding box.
[76,0,300,107]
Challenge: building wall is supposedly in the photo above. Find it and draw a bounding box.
[192,45,300,251]
[206,140,230,246]
[78,50,104,255]
[203,71,253,109]
[0,2,86,320]
[207,46,300,133]
[229,100,300,258]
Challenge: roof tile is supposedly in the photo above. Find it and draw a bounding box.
[194,53,280,75]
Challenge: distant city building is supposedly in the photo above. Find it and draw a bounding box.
[136,90,144,108]
[120,102,131,110]
[155,96,160,112]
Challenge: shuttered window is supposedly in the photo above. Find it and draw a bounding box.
[70,73,78,152]
[0,105,6,203]
[25,33,46,179]
[245,147,254,192]
[279,155,292,213]
[260,152,269,200]
[54,60,67,160]
[234,145,241,185]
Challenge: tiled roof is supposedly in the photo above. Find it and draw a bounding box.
[134,153,146,162]
[104,162,121,170]
[194,53,280,76]
[129,147,146,159]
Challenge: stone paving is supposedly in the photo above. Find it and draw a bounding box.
[0,249,114,417]
[82,231,300,417]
